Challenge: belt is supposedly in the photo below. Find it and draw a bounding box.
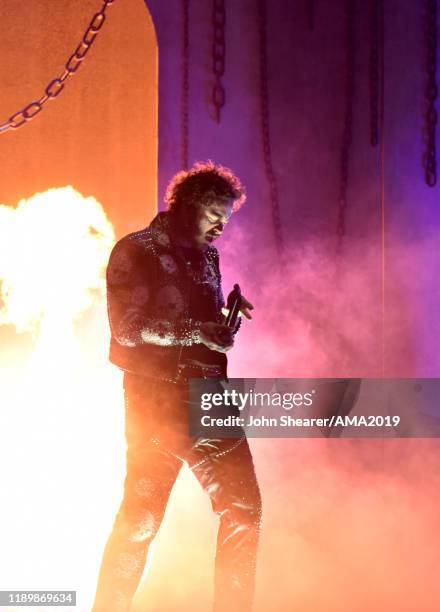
[177,362,224,382]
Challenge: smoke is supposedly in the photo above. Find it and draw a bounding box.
[217,221,381,377]
[218,218,437,378]
[248,436,440,611]
[189,222,440,611]
[1,193,439,611]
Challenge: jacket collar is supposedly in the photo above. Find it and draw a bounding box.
[149,211,173,249]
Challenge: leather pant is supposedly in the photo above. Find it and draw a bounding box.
[92,373,262,612]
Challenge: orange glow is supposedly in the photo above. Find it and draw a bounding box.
[0,187,124,605]
[0,0,157,237]
[0,187,217,610]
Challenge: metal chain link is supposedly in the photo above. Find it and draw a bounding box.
[369,0,379,147]
[0,0,116,135]
[337,0,355,246]
[258,0,283,254]
[308,0,315,31]
[212,0,226,122]
[181,0,189,170]
[425,0,437,187]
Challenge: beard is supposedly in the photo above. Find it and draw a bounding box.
[170,207,206,250]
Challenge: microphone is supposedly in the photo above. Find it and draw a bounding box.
[225,284,242,328]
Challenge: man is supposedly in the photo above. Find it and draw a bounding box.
[92,161,262,612]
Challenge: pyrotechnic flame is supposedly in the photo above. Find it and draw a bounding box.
[0,186,114,333]
[0,187,125,609]
[0,187,220,610]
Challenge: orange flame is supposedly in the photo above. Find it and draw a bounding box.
[0,188,219,610]
[0,187,126,608]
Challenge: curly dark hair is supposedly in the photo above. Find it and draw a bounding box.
[164,160,246,213]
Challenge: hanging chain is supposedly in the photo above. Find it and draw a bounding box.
[369,0,379,146]
[212,0,226,122]
[258,0,283,253]
[308,0,315,31]
[0,0,116,135]
[181,0,189,169]
[337,0,355,246]
[425,0,437,187]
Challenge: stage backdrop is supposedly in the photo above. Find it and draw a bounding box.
[1,1,440,611]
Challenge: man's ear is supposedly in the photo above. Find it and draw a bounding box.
[176,203,194,231]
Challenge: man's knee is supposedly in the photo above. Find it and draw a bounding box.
[216,484,262,531]
[126,508,158,543]
[112,476,167,543]
[242,487,263,530]
[112,502,159,543]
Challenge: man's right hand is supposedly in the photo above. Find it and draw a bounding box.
[199,322,234,353]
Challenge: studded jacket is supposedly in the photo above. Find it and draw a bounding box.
[107,211,227,382]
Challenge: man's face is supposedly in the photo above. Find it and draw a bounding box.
[189,198,234,248]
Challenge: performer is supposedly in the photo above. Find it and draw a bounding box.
[92,161,262,612]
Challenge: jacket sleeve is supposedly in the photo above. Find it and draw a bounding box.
[106,239,202,347]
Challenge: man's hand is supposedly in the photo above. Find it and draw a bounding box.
[239,295,254,320]
[199,322,235,353]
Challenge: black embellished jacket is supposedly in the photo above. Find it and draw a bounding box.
[107,211,227,382]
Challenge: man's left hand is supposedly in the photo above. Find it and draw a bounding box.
[239,295,254,320]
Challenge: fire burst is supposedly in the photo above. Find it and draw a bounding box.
[0,187,218,609]
[0,186,114,334]
[0,187,126,608]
